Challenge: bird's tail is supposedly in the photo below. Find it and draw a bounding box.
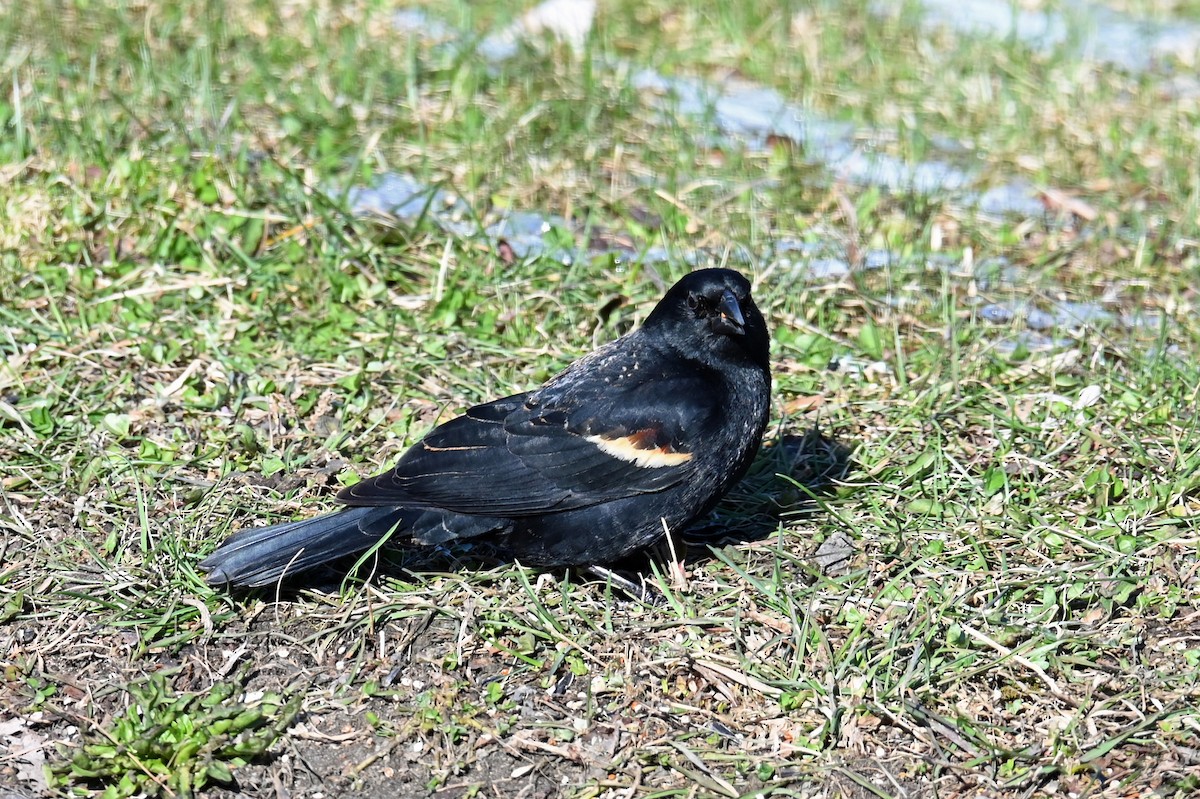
[198,506,403,588]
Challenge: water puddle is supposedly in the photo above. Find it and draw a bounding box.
[346,173,469,225]
[344,165,1168,362]
[478,0,596,62]
[391,9,457,43]
[388,5,1048,214]
[991,331,1076,356]
[901,0,1200,73]
[394,0,596,62]
[486,211,575,264]
[357,5,1177,362]
[345,172,581,264]
[631,69,1045,216]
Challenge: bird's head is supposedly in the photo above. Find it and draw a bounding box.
[643,268,770,371]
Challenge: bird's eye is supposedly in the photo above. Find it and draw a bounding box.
[686,294,703,314]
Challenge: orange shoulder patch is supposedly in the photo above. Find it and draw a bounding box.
[585,431,692,468]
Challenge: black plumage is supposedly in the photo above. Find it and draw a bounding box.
[199,268,771,588]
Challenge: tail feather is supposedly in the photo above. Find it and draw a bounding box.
[198,506,402,588]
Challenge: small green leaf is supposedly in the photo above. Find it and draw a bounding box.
[907,498,944,515]
[101,413,132,438]
[858,320,883,359]
[206,761,233,783]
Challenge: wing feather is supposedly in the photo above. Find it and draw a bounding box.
[338,365,724,517]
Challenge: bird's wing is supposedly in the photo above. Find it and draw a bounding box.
[337,373,722,516]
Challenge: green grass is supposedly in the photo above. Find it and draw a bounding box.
[2,0,1199,797]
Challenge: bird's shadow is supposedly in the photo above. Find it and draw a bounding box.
[704,425,853,545]
[219,426,854,598]
[610,424,854,575]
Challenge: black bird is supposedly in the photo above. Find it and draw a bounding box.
[199,268,771,588]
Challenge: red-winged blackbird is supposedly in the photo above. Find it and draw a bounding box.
[199,268,771,588]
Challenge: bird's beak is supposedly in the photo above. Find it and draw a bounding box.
[713,289,746,336]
